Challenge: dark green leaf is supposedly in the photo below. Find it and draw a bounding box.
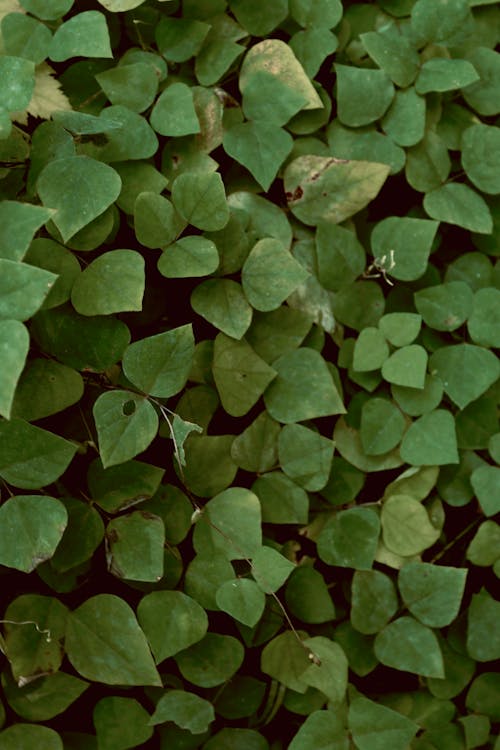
[216,579,266,627]
[191,279,253,339]
[87,458,164,513]
[0,201,53,261]
[181,434,237,497]
[374,616,444,678]
[0,419,77,489]
[398,562,467,628]
[429,344,500,409]
[381,494,441,555]
[193,486,261,560]
[0,320,29,420]
[264,348,345,423]
[223,122,292,191]
[348,696,418,750]
[467,590,500,661]
[106,511,164,582]
[424,183,493,234]
[93,696,153,750]
[0,259,57,321]
[172,171,229,231]
[49,11,112,61]
[278,423,334,491]
[175,633,244,687]
[0,725,62,750]
[2,671,88,722]
[65,594,162,685]
[351,570,398,634]
[400,410,459,466]
[252,471,309,524]
[93,391,158,468]
[317,507,381,570]
[149,690,214,733]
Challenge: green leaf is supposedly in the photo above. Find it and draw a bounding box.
[381,345,428,389]
[137,484,192,545]
[216,578,266,627]
[158,236,219,278]
[93,390,158,468]
[185,553,235,611]
[246,306,312,363]
[2,594,68,683]
[316,222,366,292]
[242,239,310,312]
[284,155,390,226]
[374,616,445,678]
[95,63,158,113]
[334,417,403,473]
[231,0,287,35]
[170,413,203,468]
[193,487,261,560]
[204,729,269,750]
[423,183,493,234]
[414,281,473,332]
[317,507,381,570]
[333,281,385,331]
[122,324,194,398]
[289,710,348,750]
[471,465,500,517]
[155,16,210,62]
[467,521,500,566]
[172,171,229,231]
[400,410,459,466]
[251,546,295,594]
[138,590,208,662]
[223,122,293,192]
[0,259,57,322]
[116,163,167,216]
[381,494,441,555]
[231,411,280,473]
[416,58,479,94]
[352,328,389,372]
[0,495,67,573]
[252,471,309,524]
[410,0,471,43]
[22,239,80,310]
[378,313,422,347]
[278,423,334,491]
[391,374,443,417]
[11,358,84,422]
[466,673,500,720]
[467,590,500,661]
[240,39,322,112]
[398,562,467,628]
[0,56,35,112]
[93,697,153,750]
[106,511,164,582]
[150,82,200,137]
[181,434,237,497]
[87,457,164,513]
[149,690,215,734]
[406,132,451,193]
[81,106,158,163]
[242,71,309,125]
[351,570,398,635]
[134,192,186,250]
[71,249,144,316]
[360,399,406,456]
[371,217,439,282]
[19,0,74,20]
[0,725,62,750]
[429,344,500,409]
[37,156,121,242]
[31,305,130,372]
[348,696,418,750]
[301,636,348,704]
[49,497,104,573]
[212,333,276,417]
[175,633,244,687]
[49,11,112,62]
[0,320,29,420]
[335,65,395,127]
[0,419,77,489]
[0,201,53,261]
[361,25,419,87]
[264,348,345,423]
[327,122,405,176]
[462,47,500,116]
[2,670,88,722]
[382,87,426,148]
[191,279,253,339]
[261,631,310,692]
[468,288,500,347]
[65,594,162,686]
[228,191,292,249]
[286,566,336,624]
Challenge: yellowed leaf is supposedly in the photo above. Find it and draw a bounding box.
[12,63,72,123]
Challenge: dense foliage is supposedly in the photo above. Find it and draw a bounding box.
[0,0,499,748]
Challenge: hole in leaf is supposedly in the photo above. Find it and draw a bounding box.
[122,400,136,416]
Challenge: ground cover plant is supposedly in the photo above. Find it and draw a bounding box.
[0,0,499,747]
